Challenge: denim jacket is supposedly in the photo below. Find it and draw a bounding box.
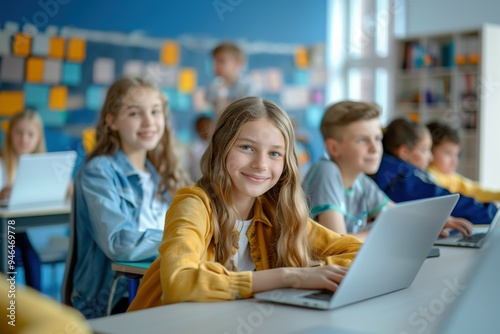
[72,150,170,319]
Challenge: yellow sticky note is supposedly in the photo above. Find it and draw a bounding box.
[67,38,86,62]
[49,36,65,59]
[161,41,180,66]
[13,33,32,57]
[82,127,96,153]
[295,47,309,69]
[0,91,25,116]
[49,86,68,110]
[26,57,45,83]
[178,68,197,93]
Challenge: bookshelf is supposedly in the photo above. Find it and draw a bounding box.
[391,24,500,188]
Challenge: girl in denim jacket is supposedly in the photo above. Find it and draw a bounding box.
[72,77,191,318]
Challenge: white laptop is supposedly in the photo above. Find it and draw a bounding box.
[0,151,77,207]
[254,194,459,310]
[438,226,500,333]
[434,208,500,248]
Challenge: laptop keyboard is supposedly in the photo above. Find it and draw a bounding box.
[303,290,335,301]
[458,233,486,243]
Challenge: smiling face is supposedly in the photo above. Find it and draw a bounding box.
[431,140,460,174]
[10,119,41,155]
[106,87,165,158]
[225,118,285,205]
[327,118,383,180]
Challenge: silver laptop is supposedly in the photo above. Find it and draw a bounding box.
[438,226,500,333]
[0,151,76,207]
[434,208,500,248]
[254,194,459,310]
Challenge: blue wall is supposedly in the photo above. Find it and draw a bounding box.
[2,0,327,44]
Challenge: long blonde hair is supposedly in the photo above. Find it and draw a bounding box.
[198,96,313,270]
[87,76,191,194]
[2,109,46,185]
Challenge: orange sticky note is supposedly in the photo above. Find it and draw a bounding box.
[49,36,65,59]
[67,38,86,62]
[13,33,32,57]
[178,68,197,93]
[0,91,25,116]
[161,41,180,66]
[295,47,309,68]
[26,57,45,83]
[49,86,68,110]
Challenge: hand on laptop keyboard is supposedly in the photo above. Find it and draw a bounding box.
[440,217,474,238]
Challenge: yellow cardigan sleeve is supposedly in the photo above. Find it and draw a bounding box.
[306,219,363,267]
[0,275,91,334]
[159,188,252,304]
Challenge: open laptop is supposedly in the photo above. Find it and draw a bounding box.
[0,151,76,207]
[434,208,500,248]
[254,194,459,310]
[438,226,500,333]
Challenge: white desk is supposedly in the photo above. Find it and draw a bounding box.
[89,247,480,334]
[0,201,71,274]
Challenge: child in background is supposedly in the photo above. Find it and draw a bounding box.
[128,96,362,311]
[303,101,389,241]
[303,101,470,241]
[205,42,255,114]
[0,109,45,291]
[426,120,500,203]
[374,118,497,226]
[72,77,192,319]
[188,114,214,181]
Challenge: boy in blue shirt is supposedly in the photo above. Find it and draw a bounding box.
[374,118,497,225]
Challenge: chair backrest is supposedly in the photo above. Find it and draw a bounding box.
[61,192,77,306]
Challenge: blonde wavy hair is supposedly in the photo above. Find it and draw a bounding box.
[2,109,46,185]
[198,96,314,270]
[87,76,191,194]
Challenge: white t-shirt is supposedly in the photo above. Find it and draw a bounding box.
[233,219,255,272]
[137,169,169,232]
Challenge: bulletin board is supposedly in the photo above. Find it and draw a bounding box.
[0,22,327,164]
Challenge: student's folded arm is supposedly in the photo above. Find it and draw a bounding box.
[79,164,163,262]
[306,219,362,268]
[159,190,252,305]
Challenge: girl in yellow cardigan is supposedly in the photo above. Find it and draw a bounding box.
[426,120,500,203]
[128,97,362,311]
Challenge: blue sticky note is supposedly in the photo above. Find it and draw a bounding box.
[305,105,324,128]
[62,62,82,86]
[38,108,68,127]
[293,70,310,86]
[24,84,50,109]
[176,93,191,112]
[163,88,178,110]
[86,85,106,111]
[176,128,191,144]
